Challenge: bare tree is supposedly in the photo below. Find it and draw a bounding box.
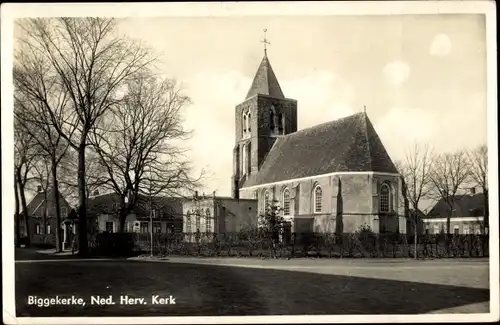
[398,143,433,214]
[429,150,471,234]
[394,143,433,258]
[90,73,204,232]
[14,117,40,247]
[58,148,109,203]
[14,90,71,252]
[30,154,51,236]
[467,144,488,234]
[15,18,154,256]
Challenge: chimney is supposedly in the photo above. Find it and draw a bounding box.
[470,187,476,195]
[37,185,42,192]
[94,190,99,196]
[213,190,216,198]
[194,191,198,199]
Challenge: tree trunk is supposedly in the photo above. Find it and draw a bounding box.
[14,173,21,248]
[18,174,31,248]
[77,141,89,257]
[118,209,127,233]
[51,158,63,252]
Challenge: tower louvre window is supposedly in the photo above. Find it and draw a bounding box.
[278,113,284,134]
[248,113,251,132]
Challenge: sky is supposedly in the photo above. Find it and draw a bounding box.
[114,14,487,199]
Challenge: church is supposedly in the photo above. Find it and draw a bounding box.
[231,48,406,234]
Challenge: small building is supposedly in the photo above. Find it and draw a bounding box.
[87,191,185,234]
[17,187,74,247]
[182,192,258,241]
[423,188,486,235]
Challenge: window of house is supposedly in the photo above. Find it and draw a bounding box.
[105,221,114,233]
[186,213,192,233]
[283,188,291,216]
[205,209,211,232]
[195,214,201,232]
[61,207,67,218]
[47,225,51,234]
[314,185,322,213]
[463,224,470,235]
[380,183,390,213]
[153,222,162,233]
[433,224,440,234]
[453,225,460,235]
[425,226,429,235]
[35,223,40,235]
[124,222,129,232]
[140,222,149,234]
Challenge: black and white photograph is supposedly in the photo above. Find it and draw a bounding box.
[1,1,498,324]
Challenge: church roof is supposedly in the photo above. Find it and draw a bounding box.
[246,54,285,99]
[241,112,399,188]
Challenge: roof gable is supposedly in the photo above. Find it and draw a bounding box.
[242,112,399,187]
[428,193,486,218]
[23,190,72,216]
[245,54,285,99]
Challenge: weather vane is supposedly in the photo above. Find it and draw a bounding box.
[261,28,270,54]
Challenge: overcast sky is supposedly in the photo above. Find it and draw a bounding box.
[114,14,487,199]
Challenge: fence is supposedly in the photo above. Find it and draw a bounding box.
[128,231,489,259]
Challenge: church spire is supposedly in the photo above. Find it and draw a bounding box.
[245,29,285,99]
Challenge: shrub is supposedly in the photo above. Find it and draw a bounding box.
[90,232,135,257]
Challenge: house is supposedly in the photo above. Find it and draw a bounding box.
[17,186,74,246]
[231,49,405,234]
[423,187,486,235]
[182,191,258,241]
[86,191,185,234]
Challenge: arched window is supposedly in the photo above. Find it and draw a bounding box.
[247,113,251,132]
[264,190,270,210]
[205,208,211,232]
[314,185,322,213]
[283,188,291,216]
[242,144,247,175]
[269,106,276,131]
[380,183,391,213]
[247,142,251,174]
[278,113,284,133]
[281,113,286,134]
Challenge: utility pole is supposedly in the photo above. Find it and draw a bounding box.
[414,213,418,260]
[149,166,153,257]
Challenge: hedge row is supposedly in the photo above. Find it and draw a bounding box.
[117,232,489,258]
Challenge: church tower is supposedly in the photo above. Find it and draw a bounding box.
[231,41,298,199]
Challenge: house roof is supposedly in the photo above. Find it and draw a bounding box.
[241,112,399,188]
[87,192,186,218]
[22,189,72,216]
[427,193,486,218]
[245,53,285,99]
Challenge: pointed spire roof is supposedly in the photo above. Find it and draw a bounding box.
[245,53,285,99]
